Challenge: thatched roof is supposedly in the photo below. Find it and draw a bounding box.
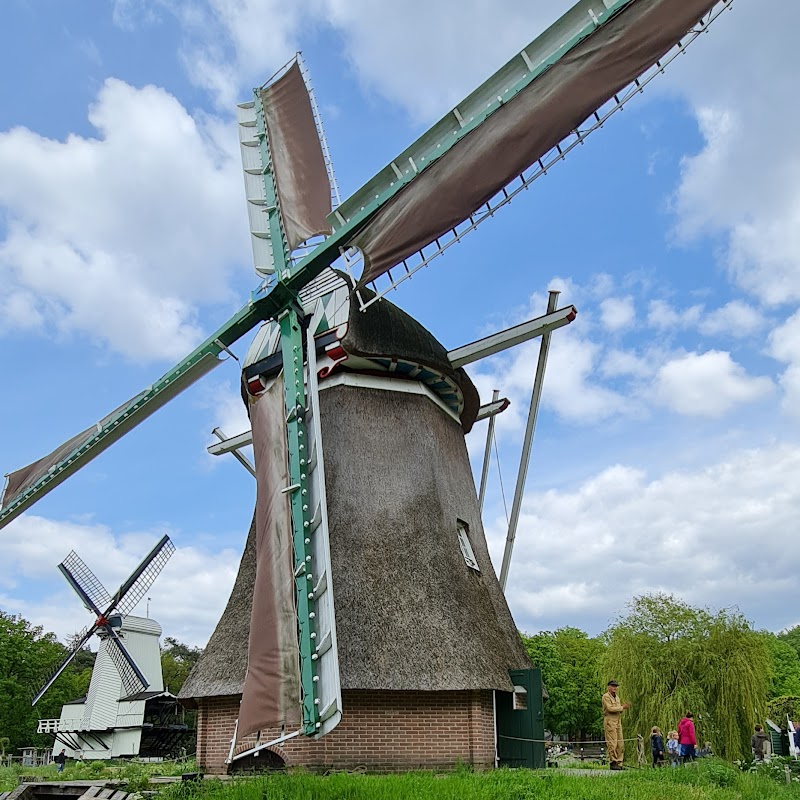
[179,516,255,706]
[322,384,531,690]
[180,295,529,703]
[342,285,480,432]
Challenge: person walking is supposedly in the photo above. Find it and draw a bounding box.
[666,730,680,767]
[678,712,697,763]
[752,724,770,761]
[602,680,630,770]
[650,726,665,767]
[53,749,67,773]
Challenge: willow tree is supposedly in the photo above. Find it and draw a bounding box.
[602,594,769,761]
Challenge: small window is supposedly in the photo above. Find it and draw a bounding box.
[457,521,480,572]
[513,685,528,711]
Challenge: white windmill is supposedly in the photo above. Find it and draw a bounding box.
[35,537,185,759]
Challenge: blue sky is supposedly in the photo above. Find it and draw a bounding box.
[2,0,799,648]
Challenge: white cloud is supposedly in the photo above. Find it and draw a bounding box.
[769,310,800,416]
[698,300,764,339]
[0,78,249,362]
[667,2,800,306]
[653,350,773,418]
[320,0,573,123]
[647,299,703,331]
[600,348,651,379]
[497,442,800,634]
[167,0,310,110]
[157,0,576,120]
[599,296,635,332]
[0,514,240,647]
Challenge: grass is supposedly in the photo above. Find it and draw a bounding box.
[0,758,198,792]
[152,759,800,800]
[5,757,800,799]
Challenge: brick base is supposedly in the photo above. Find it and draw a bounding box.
[197,690,496,774]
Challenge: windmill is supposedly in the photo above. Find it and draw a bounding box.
[34,536,182,759]
[1,0,734,773]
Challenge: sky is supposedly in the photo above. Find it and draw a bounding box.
[1,0,799,652]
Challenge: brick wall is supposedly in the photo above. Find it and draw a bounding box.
[197,690,496,773]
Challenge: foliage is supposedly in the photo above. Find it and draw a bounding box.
[602,593,770,761]
[763,634,800,699]
[768,697,800,726]
[0,757,199,792]
[521,627,605,739]
[161,637,203,695]
[0,610,92,751]
[779,626,800,660]
[744,755,800,785]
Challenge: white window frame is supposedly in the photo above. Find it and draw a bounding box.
[457,521,480,572]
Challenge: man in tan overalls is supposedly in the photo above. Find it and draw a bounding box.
[602,680,630,769]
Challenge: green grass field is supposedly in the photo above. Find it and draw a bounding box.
[4,759,800,799]
[156,760,800,800]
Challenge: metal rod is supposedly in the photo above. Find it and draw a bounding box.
[212,427,256,478]
[499,290,559,591]
[478,390,500,512]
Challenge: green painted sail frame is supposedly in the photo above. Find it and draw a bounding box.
[254,84,321,736]
[0,0,733,532]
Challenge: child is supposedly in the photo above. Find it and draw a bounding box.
[650,726,665,767]
[666,730,680,768]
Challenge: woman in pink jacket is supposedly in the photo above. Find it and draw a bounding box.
[678,713,697,762]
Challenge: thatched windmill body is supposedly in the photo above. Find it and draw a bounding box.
[0,0,732,775]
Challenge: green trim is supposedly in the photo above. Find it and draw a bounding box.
[277,309,319,735]
[330,0,632,232]
[255,85,319,735]
[254,88,290,277]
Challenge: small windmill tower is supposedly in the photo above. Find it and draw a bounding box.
[35,537,185,759]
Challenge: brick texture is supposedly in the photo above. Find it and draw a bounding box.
[197,690,496,774]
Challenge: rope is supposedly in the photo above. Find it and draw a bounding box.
[498,735,640,743]
[493,428,510,524]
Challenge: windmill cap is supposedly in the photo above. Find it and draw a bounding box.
[607,680,619,686]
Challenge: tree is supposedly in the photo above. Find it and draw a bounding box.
[521,627,605,740]
[767,696,800,726]
[778,625,800,659]
[762,633,800,699]
[160,637,203,695]
[602,593,770,761]
[0,610,92,752]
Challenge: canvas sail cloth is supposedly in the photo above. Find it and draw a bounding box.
[2,395,146,506]
[350,0,718,284]
[260,62,332,251]
[236,376,301,741]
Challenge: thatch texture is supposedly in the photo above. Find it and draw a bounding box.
[343,286,480,432]
[322,383,530,690]
[178,515,255,706]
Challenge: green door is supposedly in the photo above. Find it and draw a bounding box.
[496,667,545,768]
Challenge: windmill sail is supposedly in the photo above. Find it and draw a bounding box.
[237,375,302,739]
[104,627,149,697]
[1,0,731,537]
[343,0,721,284]
[59,552,112,613]
[0,340,224,530]
[115,535,176,616]
[32,624,97,706]
[259,62,332,250]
